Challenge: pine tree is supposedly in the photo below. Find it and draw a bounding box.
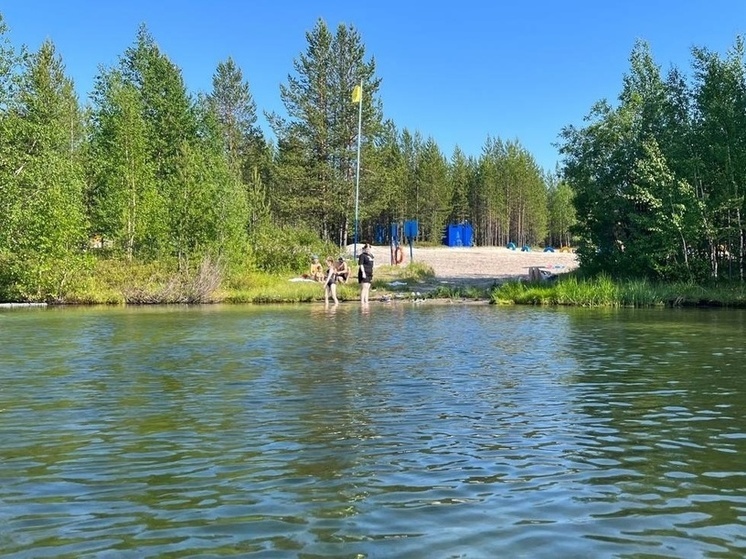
[269,19,381,244]
[205,57,270,238]
[206,57,268,182]
[448,147,473,226]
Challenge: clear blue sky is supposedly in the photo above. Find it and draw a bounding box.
[2,1,744,172]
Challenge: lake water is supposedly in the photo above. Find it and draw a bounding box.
[1,303,746,558]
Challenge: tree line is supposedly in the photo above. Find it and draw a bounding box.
[4,14,746,302]
[0,14,575,300]
[560,38,746,282]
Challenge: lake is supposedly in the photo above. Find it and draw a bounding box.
[1,303,746,558]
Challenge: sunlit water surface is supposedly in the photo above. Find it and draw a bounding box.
[1,304,746,558]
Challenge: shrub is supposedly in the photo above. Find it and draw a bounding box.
[122,255,224,304]
[248,223,337,275]
[0,250,94,303]
[400,261,435,281]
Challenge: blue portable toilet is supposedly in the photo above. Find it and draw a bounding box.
[444,223,473,247]
[445,224,462,247]
[461,223,473,247]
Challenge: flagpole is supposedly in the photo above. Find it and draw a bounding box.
[353,79,363,259]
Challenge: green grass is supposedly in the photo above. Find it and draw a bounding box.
[428,284,493,300]
[223,279,359,304]
[20,254,746,308]
[491,273,746,308]
[370,261,436,291]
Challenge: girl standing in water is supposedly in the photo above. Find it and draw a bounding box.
[324,257,339,306]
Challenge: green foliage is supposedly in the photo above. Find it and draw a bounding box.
[363,120,407,230]
[547,178,576,248]
[122,25,197,184]
[87,68,161,259]
[86,27,253,267]
[448,147,473,224]
[268,19,382,245]
[114,24,251,267]
[428,284,491,299]
[205,56,263,173]
[248,222,338,274]
[491,273,746,308]
[414,138,450,242]
[397,261,435,281]
[0,38,89,302]
[204,57,271,239]
[560,38,746,282]
[471,138,548,247]
[0,250,93,303]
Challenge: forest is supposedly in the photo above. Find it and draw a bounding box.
[1,11,745,302]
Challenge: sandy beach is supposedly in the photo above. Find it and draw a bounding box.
[346,244,579,284]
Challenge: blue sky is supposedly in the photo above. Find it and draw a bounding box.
[2,1,745,172]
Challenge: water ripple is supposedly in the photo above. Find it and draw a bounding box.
[2,305,746,557]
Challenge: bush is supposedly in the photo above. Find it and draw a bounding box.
[122,255,224,304]
[248,223,338,275]
[400,261,435,281]
[0,250,94,303]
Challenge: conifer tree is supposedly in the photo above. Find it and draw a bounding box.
[269,19,381,245]
[206,57,269,184]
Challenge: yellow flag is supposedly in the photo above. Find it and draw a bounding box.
[352,84,362,103]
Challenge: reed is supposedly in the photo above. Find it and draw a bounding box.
[617,279,666,307]
[428,284,492,299]
[554,273,617,306]
[490,280,553,305]
[491,274,746,308]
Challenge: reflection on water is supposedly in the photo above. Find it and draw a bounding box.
[1,304,746,558]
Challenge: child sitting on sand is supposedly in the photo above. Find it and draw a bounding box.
[309,256,324,282]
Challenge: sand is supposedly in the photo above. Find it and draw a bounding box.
[345,244,579,284]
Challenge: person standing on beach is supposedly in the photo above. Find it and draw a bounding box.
[357,243,374,304]
[324,257,339,306]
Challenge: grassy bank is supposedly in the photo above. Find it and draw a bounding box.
[222,261,442,303]
[9,255,746,308]
[49,257,442,305]
[491,274,746,308]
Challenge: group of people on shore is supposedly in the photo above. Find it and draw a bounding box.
[310,243,375,306]
[309,255,348,283]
